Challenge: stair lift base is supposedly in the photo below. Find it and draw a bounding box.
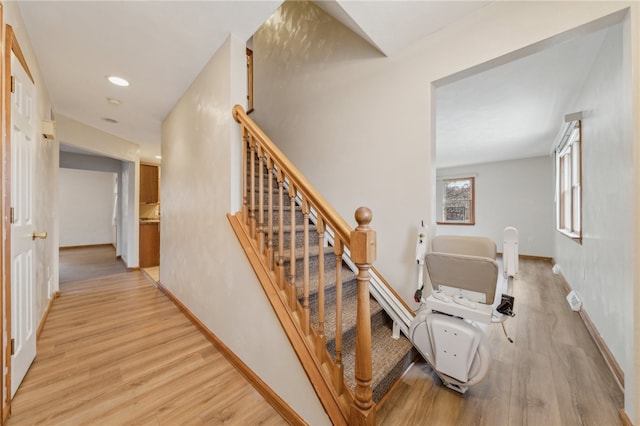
[408,227,509,394]
[409,298,491,393]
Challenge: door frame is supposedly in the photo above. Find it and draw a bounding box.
[2,23,35,422]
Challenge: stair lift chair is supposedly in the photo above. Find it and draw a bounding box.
[409,235,503,393]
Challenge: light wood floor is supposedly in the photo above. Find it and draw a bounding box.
[15,248,623,425]
[377,259,624,425]
[9,251,286,425]
[142,266,160,283]
[59,245,128,284]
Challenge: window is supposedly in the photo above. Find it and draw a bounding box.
[437,176,475,225]
[556,119,582,242]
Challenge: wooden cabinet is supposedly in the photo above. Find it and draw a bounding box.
[140,164,160,268]
[139,222,160,267]
[140,164,159,204]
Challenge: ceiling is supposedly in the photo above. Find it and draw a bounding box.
[18,1,282,163]
[435,25,610,168]
[17,1,612,169]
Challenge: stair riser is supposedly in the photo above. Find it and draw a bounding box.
[325,309,381,357]
[270,229,320,251]
[244,146,415,406]
[246,192,288,209]
[250,206,304,226]
[280,252,337,286]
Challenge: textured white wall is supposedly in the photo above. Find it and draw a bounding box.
[59,168,116,247]
[436,156,554,257]
[252,1,633,305]
[252,1,639,420]
[553,21,634,406]
[160,34,330,425]
[57,115,140,162]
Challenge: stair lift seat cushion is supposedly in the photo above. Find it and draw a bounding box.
[426,252,499,304]
[431,235,497,259]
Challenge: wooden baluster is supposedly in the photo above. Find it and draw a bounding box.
[302,199,310,335]
[287,184,297,310]
[276,169,285,289]
[241,125,249,221]
[350,207,376,426]
[316,217,326,360]
[266,157,275,269]
[248,136,256,238]
[257,146,265,254]
[333,238,344,394]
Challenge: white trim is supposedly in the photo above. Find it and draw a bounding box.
[550,111,583,155]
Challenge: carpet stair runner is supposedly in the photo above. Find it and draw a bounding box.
[252,167,415,404]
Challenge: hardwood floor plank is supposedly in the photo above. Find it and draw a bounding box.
[8,255,286,425]
[12,241,624,425]
[549,342,622,426]
[508,348,561,425]
[377,259,622,426]
[59,245,128,284]
[375,363,441,425]
[455,358,513,426]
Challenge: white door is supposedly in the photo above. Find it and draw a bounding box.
[10,51,37,398]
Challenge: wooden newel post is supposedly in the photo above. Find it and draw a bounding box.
[350,207,376,425]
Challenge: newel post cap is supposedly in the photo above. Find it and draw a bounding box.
[351,207,376,264]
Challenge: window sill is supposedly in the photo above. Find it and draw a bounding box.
[557,228,582,244]
[436,221,476,226]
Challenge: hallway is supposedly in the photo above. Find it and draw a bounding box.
[8,249,286,424]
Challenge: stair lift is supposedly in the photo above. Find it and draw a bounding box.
[408,224,517,393]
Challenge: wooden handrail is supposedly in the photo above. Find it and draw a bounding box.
[233,105,352,246]
[236,104,412,319]
[233,104,381,423]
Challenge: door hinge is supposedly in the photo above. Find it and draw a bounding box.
[10,75,15,93]
[10,207,15,224]
[10,339,14,356]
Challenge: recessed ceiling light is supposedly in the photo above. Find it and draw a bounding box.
[155,155,162,159]
[102,117,118,124]
[107,76,129,87]
[106,97,121,105]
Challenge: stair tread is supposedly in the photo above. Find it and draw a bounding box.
[341,312,415,402]
[298,263,356,297]
[281,245,334,262]
[305,278,379,340]
[244,144,415,406]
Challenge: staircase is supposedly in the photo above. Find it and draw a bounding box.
[271,184,415,404]
[229,105,415,424]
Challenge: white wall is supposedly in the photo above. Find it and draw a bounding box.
[553,20,634,404]
[60,151,124,255]
[57,115,140,162]
[57,115,140,267]
[252,1,639,420]
[160,34,329,425]
[252,1,633,305]
[436,156,554,257]
[59,168,116,247]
